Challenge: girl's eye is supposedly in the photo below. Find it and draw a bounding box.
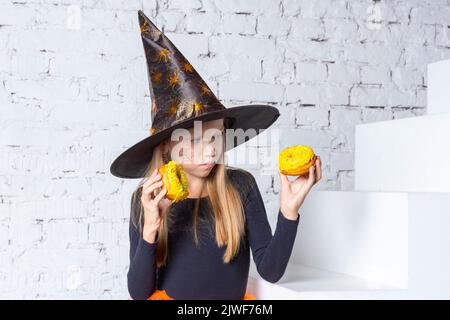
[191,131,223,144]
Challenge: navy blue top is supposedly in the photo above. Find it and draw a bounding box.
[127,168,300,300]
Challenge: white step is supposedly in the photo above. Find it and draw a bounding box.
[248,191,450,299]
[354,112,450,193]
[248,263,403,300]
[427,59,450,115]
[290,190,408,288]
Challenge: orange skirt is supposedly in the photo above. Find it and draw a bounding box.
[147,289,256,300]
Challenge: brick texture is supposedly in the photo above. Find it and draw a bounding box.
[1,0,449,298]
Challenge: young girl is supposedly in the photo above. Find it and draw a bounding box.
[109,10,322,300]
[127,118,322,300]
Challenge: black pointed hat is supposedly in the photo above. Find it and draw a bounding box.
[110,10,280,179]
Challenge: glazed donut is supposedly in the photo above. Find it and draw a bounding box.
[158,160,189,202]
[278,145,317,176]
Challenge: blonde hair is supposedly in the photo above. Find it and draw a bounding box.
[130,132,253,267]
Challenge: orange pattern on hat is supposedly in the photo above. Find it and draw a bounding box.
[140,20,148,33]
[183,62,193,73]
[167,71,180,88]
[193,102,204,113]
[200,85,212,96]
[151,71,163,84]
[156,48,170,63]
[169,104,178,115]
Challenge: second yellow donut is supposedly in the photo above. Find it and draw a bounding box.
[278,145,317,176]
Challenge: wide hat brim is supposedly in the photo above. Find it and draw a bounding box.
[110,104,279,179]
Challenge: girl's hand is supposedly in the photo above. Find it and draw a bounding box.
[141,168,173,242]
[279,156,322,220]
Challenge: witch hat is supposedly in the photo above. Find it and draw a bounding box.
[110,10,280,179]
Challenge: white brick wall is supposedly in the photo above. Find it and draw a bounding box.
[1,0,449,299]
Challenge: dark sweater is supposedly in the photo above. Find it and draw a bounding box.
[127,168,300,300]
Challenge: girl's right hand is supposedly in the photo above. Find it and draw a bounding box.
[141,168,173,242]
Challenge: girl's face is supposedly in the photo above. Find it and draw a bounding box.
[166,119,225,177]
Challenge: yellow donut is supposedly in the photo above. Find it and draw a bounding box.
[158,160,189,202]
[279,145,317,176]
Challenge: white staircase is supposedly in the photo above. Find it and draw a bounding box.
[248,59,450,299]
[427,60,450,115]
[354,113,450,193]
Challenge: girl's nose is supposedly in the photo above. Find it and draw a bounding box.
[203,142,216,155]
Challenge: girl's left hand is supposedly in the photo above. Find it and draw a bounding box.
[279,156,322,220]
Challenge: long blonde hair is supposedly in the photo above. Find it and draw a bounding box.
[130,136,253,267]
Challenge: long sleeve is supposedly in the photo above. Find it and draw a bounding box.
[244,175,300,283]
[127,194,158,300]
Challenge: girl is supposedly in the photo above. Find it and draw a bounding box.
[109,10,323,300]
[127,118,322,300]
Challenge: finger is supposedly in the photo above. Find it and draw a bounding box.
[316,156,322,181]
[153,188,167,203]
[143,180,164,196]
[143,171,162,188]
[148,170,162,185]
[160,198,174,209]
[142,180,164,200]
[143,168,158,184]
[279,171,289,187]
[307,165,316,188]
